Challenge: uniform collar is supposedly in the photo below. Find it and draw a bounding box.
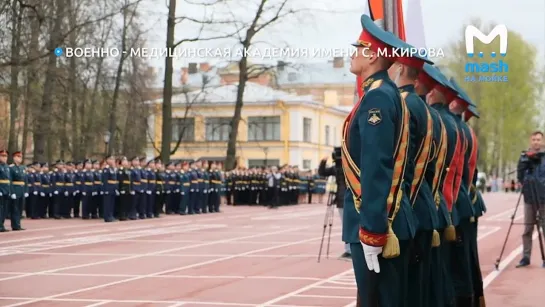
[362,70,389,92]
[398,84,415,93]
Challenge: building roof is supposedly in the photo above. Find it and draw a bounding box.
[276,60,354,86]
[150,67,222,89]
[149,82,315,105]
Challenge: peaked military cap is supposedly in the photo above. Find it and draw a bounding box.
[380,32,434,68]
[41,162,48,167]
[449,77,476,108]
[105,154,115,159]
[12,151,22,157]
[154,158,162,163]
[130,156,139,161]
[66,161,74,166]
[139,157,147,162]
[465,105,480,121]
[352,15,398,56]
[84,159,92,164]
[419,64,459,102]
[75,161,83,166]
[55,159,64,165]
[166,162,174,167]
[0,149,7,156]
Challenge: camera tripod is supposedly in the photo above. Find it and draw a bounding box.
[495,175,545,270]
[317,190,336,263]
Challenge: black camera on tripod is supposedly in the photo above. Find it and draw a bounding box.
[332,147,341,167]
[519,150,545,170]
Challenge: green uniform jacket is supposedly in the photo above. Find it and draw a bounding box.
[401,85,438,231]
[423,98,450,230]
[432,104,461,226]
[451,114,475,220]
[0,162,11,196]
[10,164,27,199]
[342,70,416,245]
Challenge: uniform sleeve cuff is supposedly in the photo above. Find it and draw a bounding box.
[359,227,387,247]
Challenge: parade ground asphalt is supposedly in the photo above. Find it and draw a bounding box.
[0,192,543,306]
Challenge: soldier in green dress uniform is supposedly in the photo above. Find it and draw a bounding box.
[342,14,416,306]
[416,63,458,307]
[0,150,11,232]
[448,78,483,307]
[385,38,436,307]
[442,79,475,306]
[9,151,26,231]
[463,102,486,307]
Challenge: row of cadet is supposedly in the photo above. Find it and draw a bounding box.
[0,153,329,231]
[343,15,487,307]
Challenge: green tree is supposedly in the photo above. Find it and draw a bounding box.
[442,20,544,175]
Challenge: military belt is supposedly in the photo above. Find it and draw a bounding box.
[183,183,190,186]
[94,181,101,184]
[34,182,41,186]
[0,179,9,184]
[198,179,204,182]
[65,183,74,186]
[107,180,118,184]
[56,183,65,186]
[133,182,141,185]
[84,182,93,186]
[75,181,81,184]
[12,181,25,185]
[168,181,176,184]
[141,179,148,183]
[42,185,49,187]
[122,181,131,184]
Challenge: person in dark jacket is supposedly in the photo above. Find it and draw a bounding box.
[516,130,545,268]
[318,153,349,259]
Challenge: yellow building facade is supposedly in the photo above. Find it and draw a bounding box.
[146,82,350,169]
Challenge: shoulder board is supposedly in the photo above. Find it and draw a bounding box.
[369,80,383,91]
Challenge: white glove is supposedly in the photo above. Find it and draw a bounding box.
[361,241,382,273]
[190,189,194,192]
[40,192,45,197]
[156,191,160,195]
[11,194,16,199]
[116,190,120,196]
[130,191,135,195]
[33,191,38,195]
[54,191,59,195]
[24,193,29,197]
[49,193,52,197]
[64,191,69,196]
[100,191,103,195]
[146,191,151,195]
[76,190,80,194]
[166,191,171,194]
[0,192,2,196]
[73,192,77,196]
[82,192,86,196]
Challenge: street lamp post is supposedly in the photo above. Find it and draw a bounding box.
[103,131,111,156]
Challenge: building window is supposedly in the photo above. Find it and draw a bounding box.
[248,116,281,141]
[333,127,337,146]
[171,118,195,142]
[248,159,280,168]
[303,117,311,142]
[205,117,231,141]
[325,125,330,146]
[303,159,311,169]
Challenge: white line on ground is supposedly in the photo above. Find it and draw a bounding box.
[314,285,357,290]
[257,270,354,306]
[482,232,538,289]
[0,272,324,281]
[0,297,256,306]
[294,294,353,299]
[0,236,54,245]
[0,225,308,282]
[3,228,330,307]
[84,301,112,307]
